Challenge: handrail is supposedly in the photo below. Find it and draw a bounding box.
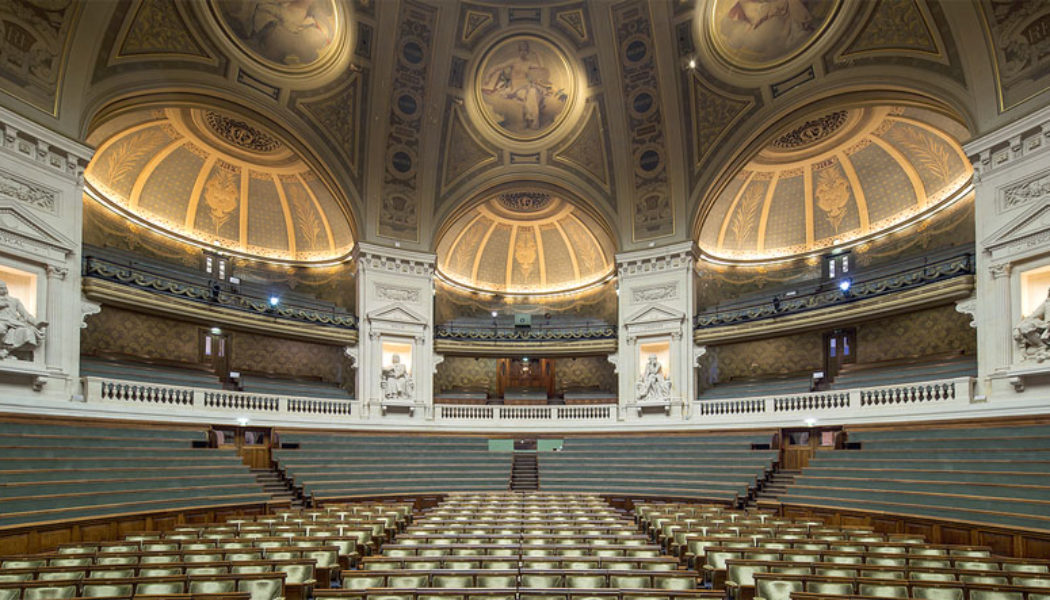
[695,253,975,329]
[80,375,974,430]
[83,256,357,330]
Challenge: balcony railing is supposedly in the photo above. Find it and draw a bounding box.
[694,253,975,329]
[435,321,615,342]
[83,256,357,330]
[78,375,975,430]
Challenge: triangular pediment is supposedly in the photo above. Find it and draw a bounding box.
[0,201,75,263]
[367,304,428,326]
[624,304,685,326]
[983,202,1050,255]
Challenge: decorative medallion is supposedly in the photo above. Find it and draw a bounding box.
[208,0,342,72]
[497,192,552,213]
[203,111,281,153]
[771,110,849,150]
[707,0,839,70]
[474,34,576,140]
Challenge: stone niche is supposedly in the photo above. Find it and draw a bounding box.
[0,107,91,402]
[967,104,1050,401]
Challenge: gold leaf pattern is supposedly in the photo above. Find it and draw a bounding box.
[203,167,239,232]
[95,129,168,191]
[890,126,953,186]
[730,185,764,244]
[514,230,538,279]
[815,168,851,232]
[289,186,324,250]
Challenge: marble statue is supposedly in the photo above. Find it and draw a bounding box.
[382,354,413,399]
[1014,287,1050,363]
[0,281,46,359]
[636,354,671,402]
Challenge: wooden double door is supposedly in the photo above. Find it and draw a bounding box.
[497,358,554,398]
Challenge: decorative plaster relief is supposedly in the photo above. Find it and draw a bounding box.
[376,284,420,303]
[631,282,677,303]
[0,170,58,214]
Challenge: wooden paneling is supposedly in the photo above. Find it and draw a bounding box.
[776,503,1050,559]
[0,503,275,557]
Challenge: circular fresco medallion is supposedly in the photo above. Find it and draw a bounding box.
[474,35,576,141]
[708,0,839,70]
[210,0,341,71]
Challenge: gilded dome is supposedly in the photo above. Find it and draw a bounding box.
[436,192,615,295]
[698,105,973,261]
[85,107,354,263]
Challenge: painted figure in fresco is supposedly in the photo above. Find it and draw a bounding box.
[219,0,335,66]
[481,40,552,131]
[0,281,46,359]
[1014,287,1050,362]
[382,354,413,399]
[636,354,671,402]
[718,0,821,63]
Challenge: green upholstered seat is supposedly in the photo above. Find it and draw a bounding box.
[970,591,1024,600]
[913,585,964,600]
[433,574,474,588]
[238,577,284,600]
[191,579,237,594]
[806,582,853,595]
[37,571,83,581]
[566,574,606,588]
[754,578,802,600]
[23,585,78,600]
[81,582,134,598]
[858,583,908,598]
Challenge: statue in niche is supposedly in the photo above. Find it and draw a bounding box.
[382,354,414,400]
[636,354,671,402]
[1014,288,1050,363]
[0,281,47,360]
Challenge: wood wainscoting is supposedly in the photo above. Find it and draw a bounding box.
[772,502,1050,559]
[0,501,280,557]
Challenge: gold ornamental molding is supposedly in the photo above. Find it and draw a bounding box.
[83,278,356,346]
[694,275,974,346]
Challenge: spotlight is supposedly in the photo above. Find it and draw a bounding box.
[804,418,817,427]
[209,327,222,335]
[688,58,696,69]
[270,296,280,306]
[237,417,249,427]
[491,311,498,318]
[838,280,851,293]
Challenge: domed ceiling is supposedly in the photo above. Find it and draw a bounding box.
[85,107,354,263]
[698,105,973,261]
[436,192,614,295]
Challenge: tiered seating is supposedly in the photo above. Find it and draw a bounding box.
[0,501,412,600]
[778,423,1050,532]
[80,357,222,389]
[334,492,717,600]
[274,435,509,500]
[831,354,976,389]
[635,500,1050,600]
[700,376,813,400]
[240,375,353,400]
[0,422,272,527]
[540,435,778,503]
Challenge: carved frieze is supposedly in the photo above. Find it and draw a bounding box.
[0,170,58,214]
[631,282,678,303]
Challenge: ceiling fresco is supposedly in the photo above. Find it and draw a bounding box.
[207,0,344,72]
[474,34,576,140]
[435,191,615,295]
[698,104,972,261]
[0,0,1031,266]
[85,107,354,263]
[707,0,839,70]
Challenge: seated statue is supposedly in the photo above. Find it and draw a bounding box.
[0,281,46,360]
[635,354,671,402]
[1014,288,1050,363]
[381,354,414,400]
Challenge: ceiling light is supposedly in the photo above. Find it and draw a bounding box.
[270,296,280,306]
[688,59,696,69]
[838,280,851,292]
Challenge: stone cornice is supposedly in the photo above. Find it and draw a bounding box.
[616,241,698,276]
[0,107,92,182]
[965,105,1050,179]
[354,242,435,276]
[694,276,974,345]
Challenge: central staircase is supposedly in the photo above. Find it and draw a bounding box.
[509,453,539,490]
